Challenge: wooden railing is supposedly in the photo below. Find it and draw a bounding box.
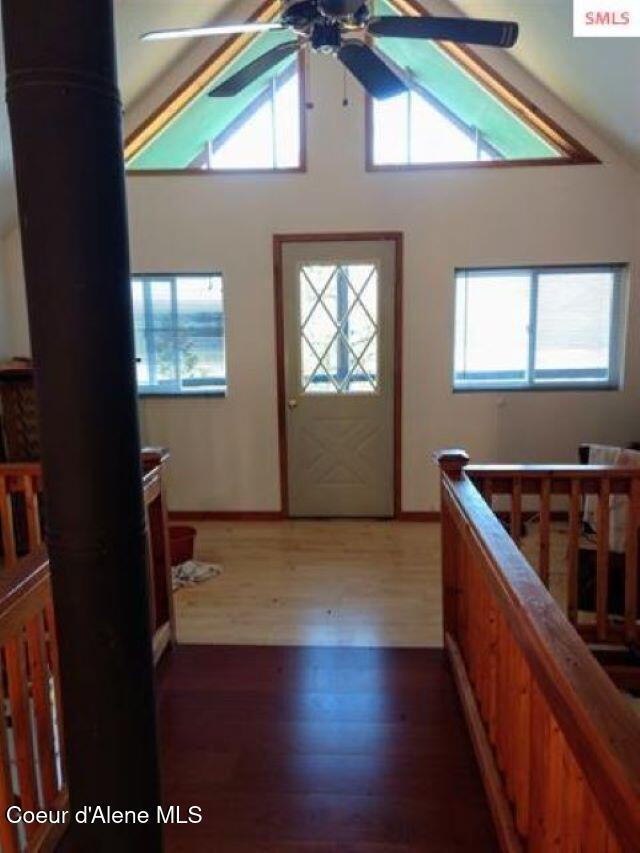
[0,449,174,850]
[0,550,66,853]
[466,462,640,647]
[436,450,640,853]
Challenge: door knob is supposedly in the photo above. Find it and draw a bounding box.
[288,398,298,409]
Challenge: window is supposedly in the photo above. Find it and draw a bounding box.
[453,266,625,391]
[126,30,302,172]
[368,0,594,168]
[300,263,379,394]
[132,275,226,395]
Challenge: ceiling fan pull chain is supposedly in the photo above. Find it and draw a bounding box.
[342,66,349,107]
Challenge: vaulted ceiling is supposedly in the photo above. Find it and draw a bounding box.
[0,0,638,235]
[454,0,640,166]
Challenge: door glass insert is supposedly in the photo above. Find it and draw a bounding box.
[300,263,379,394]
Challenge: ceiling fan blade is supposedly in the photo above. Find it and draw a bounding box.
[209,41,300,97]
[367,16,519,48]
[141,22,284,42]
[338,43,407,100]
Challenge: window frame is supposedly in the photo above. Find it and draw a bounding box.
[364,0,598,173]
[132,272,228,399]
[125,31,307,176]
[298,260,382,396]
[452,264,627,393]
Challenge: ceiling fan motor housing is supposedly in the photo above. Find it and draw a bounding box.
[311,20,342,51]
[318,0,369,17]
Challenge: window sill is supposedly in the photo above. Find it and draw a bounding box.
[126,166,306,177]
[452,384,620,394]
[138,391,227,399]
[366,158,591,173]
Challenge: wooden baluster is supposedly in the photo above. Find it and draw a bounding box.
[512,644,530,839]
[510,476,522,547]
[0,476,17,569]
[441,503,459,642]
[26,610,58,806]
[528,682,551,852]
[495,611,510,777]
[580,787,609,852]
[22,474,42,552]
[475,574,488,720]
[5,633,38,834]
[596,478,611,642]
[539,478,551,587]
[560,739,584,853]
[567,479,581,626]
[486,595,499,748]
[0,651,20,853]
[624,476,640,643]
[505,632,517,804]
[546,719,564,849]
[44,599,65,786]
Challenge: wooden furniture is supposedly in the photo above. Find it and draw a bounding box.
[0,360,39,462]
[436,450,640,852]
[577,443,640,617]
[0,449,174,657]
[0,450,174,851]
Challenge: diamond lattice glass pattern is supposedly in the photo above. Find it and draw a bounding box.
[300,263,379,394]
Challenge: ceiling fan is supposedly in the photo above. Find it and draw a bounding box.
[141,0,519,100]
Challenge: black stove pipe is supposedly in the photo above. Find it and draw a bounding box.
[2,1,162,848]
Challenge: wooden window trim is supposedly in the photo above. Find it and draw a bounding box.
[365,0,599,172]
[124,0,308,175]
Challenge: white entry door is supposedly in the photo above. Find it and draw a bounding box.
[281,239,396,517]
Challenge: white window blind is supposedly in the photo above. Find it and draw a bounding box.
[454,266,624,390]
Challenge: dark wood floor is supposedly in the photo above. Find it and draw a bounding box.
[158,645,498,852]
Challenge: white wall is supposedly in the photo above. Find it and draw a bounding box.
[1,226,29,358]
[2,40,640,512]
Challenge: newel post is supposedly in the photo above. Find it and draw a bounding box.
[142,448,176,650]
[434,449,469,644]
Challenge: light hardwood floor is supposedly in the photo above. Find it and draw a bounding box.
[175,520,443,647]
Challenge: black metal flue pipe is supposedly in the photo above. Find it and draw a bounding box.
[2,1,162,848]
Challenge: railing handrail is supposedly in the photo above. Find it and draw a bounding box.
[0,462,42,475]
[467,463,640,477]
[0,546,49,617]
[440,463,640,848]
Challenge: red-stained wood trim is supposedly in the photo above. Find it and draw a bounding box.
[170,510,286,521]
[446,632,523,853]
[273,231,404,518]
[397,511,440,521]
[124,0,282,162]
[364,0,598,172]
[125,5,308,175]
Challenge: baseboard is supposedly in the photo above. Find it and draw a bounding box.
[397,511,440,522]
[169,510,441,522]
[169,510,285,521]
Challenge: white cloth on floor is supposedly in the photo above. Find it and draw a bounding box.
[172,560,222,590]
[583,444,640,552]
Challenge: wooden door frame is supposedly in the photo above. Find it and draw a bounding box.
[273,231,404,518]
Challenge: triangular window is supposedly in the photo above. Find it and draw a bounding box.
[369,0,596,167]
[126,18,303,172]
